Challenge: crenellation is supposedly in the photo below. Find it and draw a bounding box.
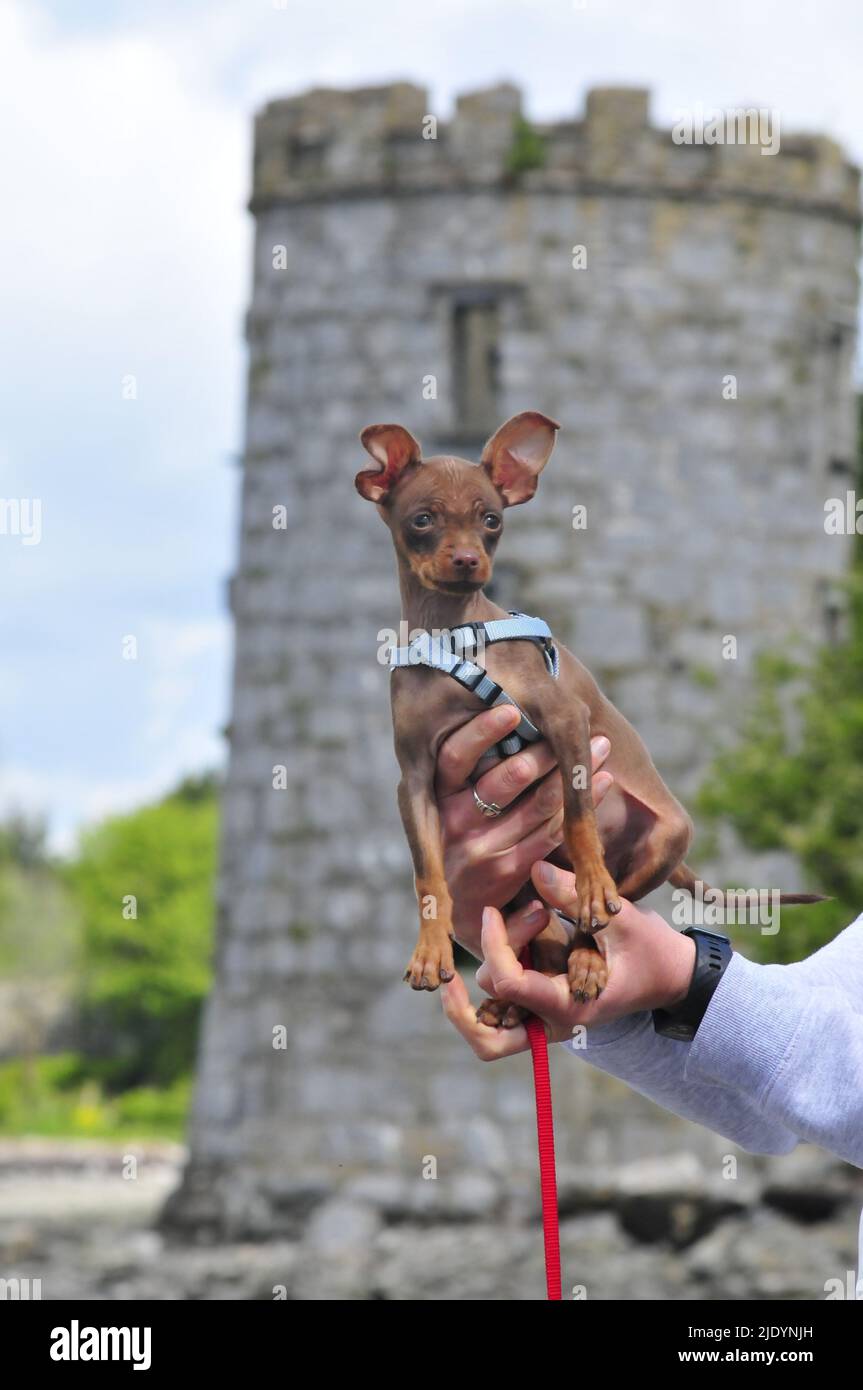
[449,82,524,182]
[252,81,861,221]
[583,86,652,181]
[586,85,650,132]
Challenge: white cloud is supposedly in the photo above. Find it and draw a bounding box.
[0,615,229,853]
[141,617,230,746]
[1,748,223,858]
[0,0,248,466]
[0,1,242,848]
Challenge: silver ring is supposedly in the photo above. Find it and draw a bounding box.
[473,786,503,819]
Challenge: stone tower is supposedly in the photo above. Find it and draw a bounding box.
[166,84,860,1244]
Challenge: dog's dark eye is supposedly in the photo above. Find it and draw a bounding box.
[483,513,502,530]
[411,512,434,530]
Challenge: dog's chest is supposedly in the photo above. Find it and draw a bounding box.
[391,638,553,758]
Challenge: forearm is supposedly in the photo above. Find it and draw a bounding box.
[687,951,863,1167]
[566,915,863,1167]
[562,1008,799,1156]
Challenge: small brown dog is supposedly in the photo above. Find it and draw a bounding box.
[356,411,820,1023]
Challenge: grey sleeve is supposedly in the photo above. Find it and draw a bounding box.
[561,913,863,1164]
[686,951,863,1168]
[561,1004,799,1156]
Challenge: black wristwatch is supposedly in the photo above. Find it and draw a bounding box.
[652,928,733,1041]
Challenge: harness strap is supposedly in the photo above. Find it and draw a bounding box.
[389,612,558,758]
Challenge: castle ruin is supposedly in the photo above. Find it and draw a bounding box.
[165,84,860,1261]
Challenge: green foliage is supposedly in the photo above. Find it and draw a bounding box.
[0,848,79,980]
[63,773,219,1089]
[0,811,80,1084]
[0,1054,189,1139]
[0,774,217,1135]
[505,116,547,175]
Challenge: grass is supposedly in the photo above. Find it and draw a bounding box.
[0,1054,190,1141]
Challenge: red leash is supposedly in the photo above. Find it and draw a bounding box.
[520,946,562,1300]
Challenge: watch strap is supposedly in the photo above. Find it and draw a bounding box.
[652,927,733,1041]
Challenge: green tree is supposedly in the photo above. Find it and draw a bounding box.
[65,773,219,1088]
[0,813,79,1077]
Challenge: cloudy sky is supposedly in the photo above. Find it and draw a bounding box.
[1,0,861,851]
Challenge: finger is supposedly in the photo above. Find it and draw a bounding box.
[469,756,613,855]
[479,905,526,997]
[473,734,610,818]
[505,765,612,846]
[529,859,581,917]
[593,770,613,805]
[440,759,550,844]
[443,761,612,853]
[529,861,629,940]
[473,742,557,811]
[474,953,597,1033]
[448,767,563,853]
[501,898,551,956]
[590,736,611,772]
[480,907,567,1015]
[475,959,492,994]
[479,807,567,891]
[440,970,529,1058]
[480,917,569,1017]
[475,901,551,992]
[438,967,472,1016]
[435,706,521,797]
[439,725,610,806]
[442,731,614,845]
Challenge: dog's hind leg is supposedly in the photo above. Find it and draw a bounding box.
[613,809,693,903]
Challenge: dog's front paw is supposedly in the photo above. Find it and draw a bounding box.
[568,945,608,1003]
[476,997,529,1029]
[403,928,455,991]
[572,863,621,932]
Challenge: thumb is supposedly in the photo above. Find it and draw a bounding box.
[480,905,527,995]
[530,860,580,915]
[503,899,551,957]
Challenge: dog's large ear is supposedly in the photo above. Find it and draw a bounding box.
[355,424,422,503]
[481,411,560,506]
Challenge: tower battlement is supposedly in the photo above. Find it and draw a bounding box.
[252,81,860,220]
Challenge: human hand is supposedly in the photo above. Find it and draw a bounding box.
[436,704,613,956]
[440,863,696,1060]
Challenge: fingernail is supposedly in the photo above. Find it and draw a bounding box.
[593,736,610,757]
[538,861,557,885]
[481,906,494,931]
[494,705,518,727]
[523,904,546,926]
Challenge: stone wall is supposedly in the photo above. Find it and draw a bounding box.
[166,84,861,1243]
[7,1142,861,1302]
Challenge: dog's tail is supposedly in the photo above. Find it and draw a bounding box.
[668,861,828,906]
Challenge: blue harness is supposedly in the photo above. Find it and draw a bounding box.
[388,611,560,759]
